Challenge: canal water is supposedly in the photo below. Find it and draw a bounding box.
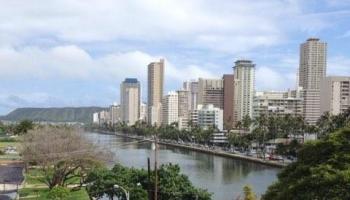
[85,132,279,200]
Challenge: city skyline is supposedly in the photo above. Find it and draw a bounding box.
[1,0,350,115]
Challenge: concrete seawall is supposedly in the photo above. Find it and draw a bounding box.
[94,130,286,168]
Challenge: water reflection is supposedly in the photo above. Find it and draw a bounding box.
[85,132,279,200]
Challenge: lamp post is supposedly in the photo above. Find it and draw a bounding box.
[114,184,130,200]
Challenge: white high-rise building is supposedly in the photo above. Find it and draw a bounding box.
[120,78,140,125]
[299,38,327,124]
[321,76,350,115]
[148,59,165,126]
[190,104,223,131]
[233,60,255,124]
[162,91,178,125]
[140,102,147,122]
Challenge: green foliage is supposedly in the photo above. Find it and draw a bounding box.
[85,163,212,200]
[317,108,350,138]
[14,120,34,135]
[243,185,257,200]
[47,186,70,200]
[0,137,16,142]
[275,139,301,157]
[112,120,215,145]
[262,128,350,200]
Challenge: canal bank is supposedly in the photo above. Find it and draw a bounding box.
[95,130,286,168]
[86,131,280,200]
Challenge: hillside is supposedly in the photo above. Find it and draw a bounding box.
[0,107,107,123]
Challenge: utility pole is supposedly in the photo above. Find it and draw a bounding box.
[154,134,158,200]
[147,157,152,200]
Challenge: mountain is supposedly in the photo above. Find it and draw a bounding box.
[0,107,107,123]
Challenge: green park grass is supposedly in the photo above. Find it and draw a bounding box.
[19,187,89,200]
[19,168,89,200]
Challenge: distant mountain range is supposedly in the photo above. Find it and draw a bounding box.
[0,107,107,123]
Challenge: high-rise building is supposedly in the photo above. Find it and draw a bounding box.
[233,60,255,124]
[321,76,350,115]
[299,38,327,124]
[120,78,140,125]
[253,89,303,118]
[223,74,235,129]
[177,90,190,129]
[147,59,165,125]
[190,104,223,131]
[110,104,121,124]
[183,80,198,110]
[140,102,147,122]
[162,91,178,125]
[198,78,224,109]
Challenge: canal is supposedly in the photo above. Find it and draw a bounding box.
[86,132,280,200]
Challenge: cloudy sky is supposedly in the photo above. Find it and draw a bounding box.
[0,0,350,115]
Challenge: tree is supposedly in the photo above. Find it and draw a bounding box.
[14,120,34,135]
[21,126,111,189]
[86,163,212,200]
[262,128,350,200]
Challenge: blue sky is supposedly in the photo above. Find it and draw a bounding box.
[0,0,350,115]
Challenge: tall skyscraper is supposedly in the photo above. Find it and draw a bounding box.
[147,59,165,125]
[223,74,235,129]
[120,78,140,125]
[162,91,178,125]
[321,76,350,115]
[299,38,327,124]
[177,90,190,129]
[183,80,198,110]
[197,78,224,109]
[233,60,255,124]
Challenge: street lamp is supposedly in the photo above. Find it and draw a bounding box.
[114,184,129,200]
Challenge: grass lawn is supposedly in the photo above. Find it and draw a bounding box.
[20,168,89,199]
[19,187,89,200]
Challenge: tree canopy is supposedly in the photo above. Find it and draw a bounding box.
[262,128,350,200]
[85,163,212,200]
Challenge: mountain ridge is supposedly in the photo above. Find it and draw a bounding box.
[0,107,107,123]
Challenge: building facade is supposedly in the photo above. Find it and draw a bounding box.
[321,76,350,115]
[162,91,178,125]
[147,59,165,125]
[223,74,235,129]
[110,104,121,124]
[299,38,327,124]
[253,89,303,118]
[177,90,190,129]
[191,104,223,131]
[233,60,255,125]
[183,80,198,110]
[120,78,140,125]
[197,78,224,109]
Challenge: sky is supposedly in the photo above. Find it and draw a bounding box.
[0,0,350,115]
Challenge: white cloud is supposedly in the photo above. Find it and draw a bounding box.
[255,66,296,91]
[0,0,333,53]
[0,45,214,86]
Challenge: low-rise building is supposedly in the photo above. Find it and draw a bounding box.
[253,88,303,118]
[190,104,223,131]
